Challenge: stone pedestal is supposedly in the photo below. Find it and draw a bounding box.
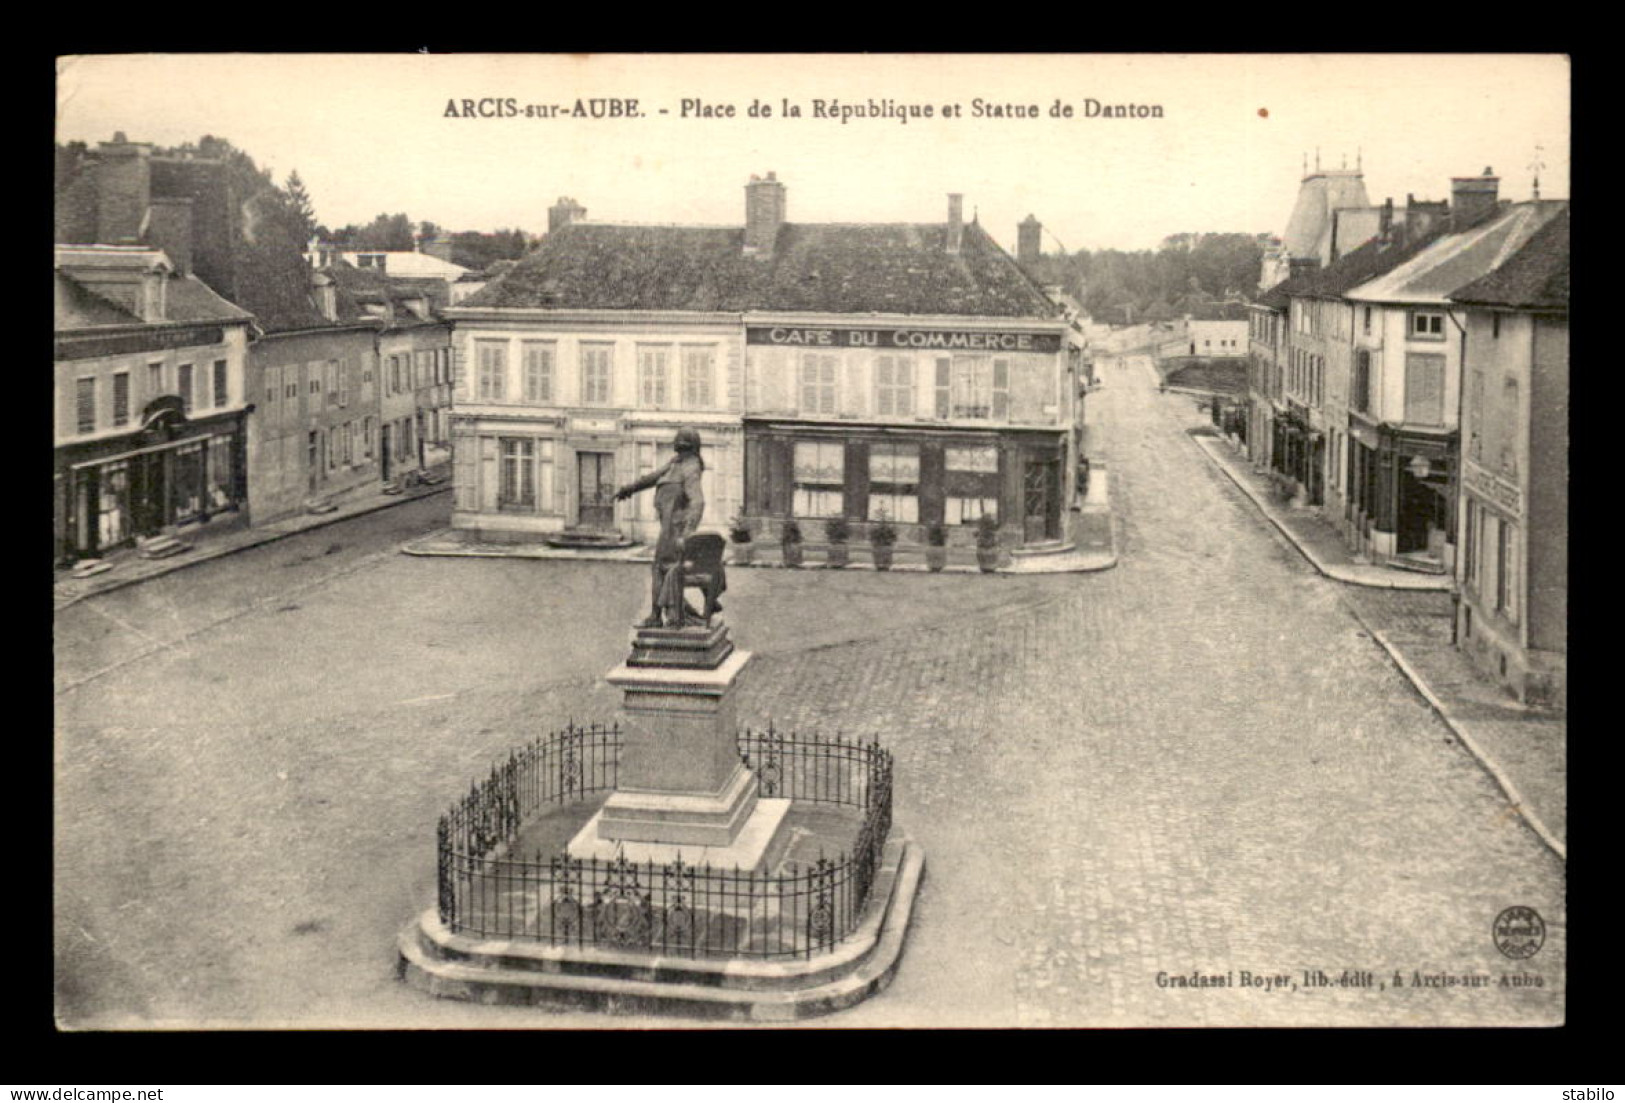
[568,621,790,870]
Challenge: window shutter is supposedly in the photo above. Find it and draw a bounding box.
[478,435,500,510]
[934,358,951,419]
[841,354,867,418]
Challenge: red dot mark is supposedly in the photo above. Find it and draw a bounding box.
[1258,107,1270,118]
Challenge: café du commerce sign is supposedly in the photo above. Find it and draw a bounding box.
[747,325,1063,354]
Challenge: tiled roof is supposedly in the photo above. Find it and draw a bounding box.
[462,220,1056,318]
[1346,201,1568,305]
[325,262,447,324]
[1448,207,1569,311]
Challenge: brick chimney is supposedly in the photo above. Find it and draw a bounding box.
[744,172,786,258]
[548,196,587,234]
[1451,167,1501,229]
[944,194,966,255]
[1379,197,1394,241]
[1018,214,1042,265]
[96,132,152,244]
[146,196,194,275]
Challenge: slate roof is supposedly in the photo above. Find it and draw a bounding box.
[1281,171,1372,263]
[1296,222,1452,300]
[55,255,252,331]
[1346,200,1569,305]
[55,270,140,327]
[1252,278,1301,311]
[1448,207,1569,311]
[462,220,1057,318]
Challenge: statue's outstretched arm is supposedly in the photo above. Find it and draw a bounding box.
[615,461,668,500]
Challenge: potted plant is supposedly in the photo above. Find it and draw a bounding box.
[729,511,754,566]
[974,512,1002,573]
[823,516,851,568]
[924,521,948,573]
[780,518,804,568]
[869,510,898,571]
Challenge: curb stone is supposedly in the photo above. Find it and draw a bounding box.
[1184,427,1564,861]
[53,485,452,611]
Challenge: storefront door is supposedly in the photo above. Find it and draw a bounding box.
[134,452,167,537]
[1023,457,1060,543]
[1397,468,1432,554]
[577,451,617,529]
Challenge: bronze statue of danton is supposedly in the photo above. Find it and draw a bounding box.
[614,427,725,628]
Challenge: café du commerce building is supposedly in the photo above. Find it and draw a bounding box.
[740,317,1079,549]
[444,177,1083,552]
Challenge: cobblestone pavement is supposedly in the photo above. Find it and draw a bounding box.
[54,355,1562,1029]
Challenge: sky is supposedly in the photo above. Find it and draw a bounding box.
[55,54,1570,253]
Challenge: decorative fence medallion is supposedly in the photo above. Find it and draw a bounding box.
[758,757,783,797]
[596,855,652,948]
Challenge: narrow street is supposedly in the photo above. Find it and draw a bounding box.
[54,354,1563,1028]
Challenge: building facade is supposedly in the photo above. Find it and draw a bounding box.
[445,308,745,544]
[1245,286,1291,474]
[245,321,383,521]
[740,315,1075,549]
[54,246,253,563]
[1343,189,1566,570]
[445,176,1079,553]
[1450,209,1568,709]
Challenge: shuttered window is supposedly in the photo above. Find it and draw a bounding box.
[638,346,670,408]
[112,372,130,428]
[580,344,613,405]
[523,342,555,404]
[799,354,837,415]
[76,377,96,434]
[1403,354,1445,425]
[875,355,915,417]
[682,346,715,410]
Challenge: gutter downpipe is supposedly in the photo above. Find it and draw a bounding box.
[1446,304,1469,645]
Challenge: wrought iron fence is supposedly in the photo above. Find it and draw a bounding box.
[436,723,894,959]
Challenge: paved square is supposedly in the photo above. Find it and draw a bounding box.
[54,356,1563,1028]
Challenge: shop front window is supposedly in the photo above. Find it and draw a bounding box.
[867,442,919,523]
[792,440,845,517]
[172,442,205,523]
[208,436,234,511]
[98,461,130,549]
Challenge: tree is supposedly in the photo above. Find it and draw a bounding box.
[283,171,318,241]
[447,227,532,271]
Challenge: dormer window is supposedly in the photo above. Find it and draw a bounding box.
[1408,311,1445,340]
[316,280,338,322]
